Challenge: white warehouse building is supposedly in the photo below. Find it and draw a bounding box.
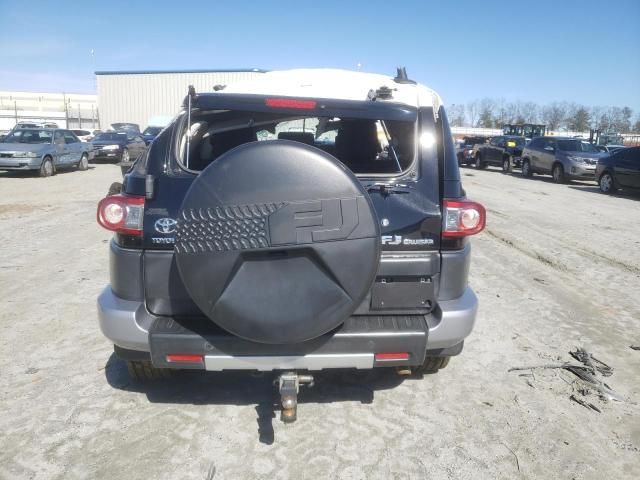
[95,69,265,130]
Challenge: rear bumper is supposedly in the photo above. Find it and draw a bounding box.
[97,286,477,370]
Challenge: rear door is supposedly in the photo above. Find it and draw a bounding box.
[139,95,442,318]
[63,130,81,163]
[487,137,501,163]
[528,138,543,171]
[539,138,556,173]
[615,148,640,188]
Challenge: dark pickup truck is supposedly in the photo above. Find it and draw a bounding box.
[472,135,526,172]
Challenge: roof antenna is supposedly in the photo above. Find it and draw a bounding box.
[185,85,196,169]
[393,67,416,85]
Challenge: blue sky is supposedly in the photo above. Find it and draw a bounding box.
[0,0,638,110]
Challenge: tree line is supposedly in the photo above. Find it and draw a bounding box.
[447,99,640,134]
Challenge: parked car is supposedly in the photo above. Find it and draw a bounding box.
[141,126,163,145]
[71,129,101,142]
[457,136,487,166]
[472,135,526,172]
[0,128,91,176]
[111,122,140,134]
[95,68,486,422]
[596,146,640,193]
[91,131,146,166]
[521,136,604,183]
[594,144,626,154]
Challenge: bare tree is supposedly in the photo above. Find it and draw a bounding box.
[466,101,479,127]
[477,98,496,128]
[566,104,590,132]
[447,104,466,127]
[542,102,568,131]
[520,102,538,123]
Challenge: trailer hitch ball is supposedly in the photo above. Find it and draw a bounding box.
[277,372,313,423]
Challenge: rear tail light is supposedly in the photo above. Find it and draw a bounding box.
[166,354,204,364]
[375,352,409,361]
[265,98,317,109]
[442,199,486,237]
[96,194,144,235]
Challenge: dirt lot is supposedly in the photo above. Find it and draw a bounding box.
[0,164,638,479]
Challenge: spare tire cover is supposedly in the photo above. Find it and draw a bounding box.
[175,140,380,344]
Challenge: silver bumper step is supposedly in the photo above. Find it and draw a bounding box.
[204,353,374,371]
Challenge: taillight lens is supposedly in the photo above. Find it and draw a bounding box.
[442,199,486,237]
[97,194,144,235]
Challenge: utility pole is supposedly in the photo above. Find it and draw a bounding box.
[14,100,18,123]
[63,93,69,128]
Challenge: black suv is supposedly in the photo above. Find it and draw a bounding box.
[96,69,485,421]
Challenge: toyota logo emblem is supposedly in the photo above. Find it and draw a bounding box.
[154,217,177,234]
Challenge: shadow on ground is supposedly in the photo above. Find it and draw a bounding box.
[0,166,96,178]
[104,353,409,444]
[568,184,640,200]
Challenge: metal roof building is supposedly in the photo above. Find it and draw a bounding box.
[95,69,265,130]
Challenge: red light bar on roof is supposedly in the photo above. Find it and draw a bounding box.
[265,98,317,109]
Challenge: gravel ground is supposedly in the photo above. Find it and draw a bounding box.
[0,164,638,480]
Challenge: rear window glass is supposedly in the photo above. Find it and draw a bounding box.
[95,132,127,141]
[177,110,416,175]
[557,140,598,152]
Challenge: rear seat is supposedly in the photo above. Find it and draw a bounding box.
[277,132,315,146]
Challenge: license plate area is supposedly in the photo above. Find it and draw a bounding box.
[371,277,434,310]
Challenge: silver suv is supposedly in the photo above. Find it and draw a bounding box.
[521,136,605,183]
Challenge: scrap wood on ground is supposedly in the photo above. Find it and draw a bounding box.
[508,347,623,411]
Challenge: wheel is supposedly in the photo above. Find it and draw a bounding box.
[77,153,88,171]
[414,356,450,374]
[126,360,172,382]
[502,156,512,173]
[521,159,532,178]
[599,172,616,194]
[552,163,566,184]
[39,156,54,177]
[121,148,130,164]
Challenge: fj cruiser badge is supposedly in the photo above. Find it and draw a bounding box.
[381,235,434,246]
[154,218,177,234]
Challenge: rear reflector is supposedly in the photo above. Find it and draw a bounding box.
[265,98,317,109]
[375,352,409,361]
[96,194,145,236]
[166,354,204,364]
[442,199,486,237]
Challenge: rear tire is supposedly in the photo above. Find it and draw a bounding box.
[599,172,616,193]
[552,163,566,184]
[522,159,532,178]
[39,156,54,177]
[414,356,450,374]
[502,156,512,173]
[126,360,172,382]
[77,153,88,171]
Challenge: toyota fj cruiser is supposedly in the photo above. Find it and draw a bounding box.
[96,68,486,422]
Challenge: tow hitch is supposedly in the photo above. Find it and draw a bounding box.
[277,371,314,423]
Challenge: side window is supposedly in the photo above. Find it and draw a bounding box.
[490,137,501,146]
[63,131,79,144]
[528,138,541,149]
[135,136,144,143]
[54,131,65,144]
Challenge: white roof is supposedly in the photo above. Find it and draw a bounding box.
[221,69,442,112]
